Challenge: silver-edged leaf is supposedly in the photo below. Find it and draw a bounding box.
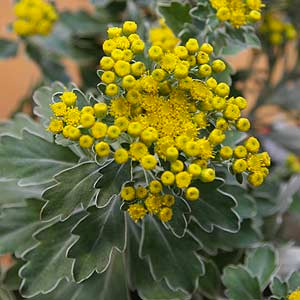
[127,218,190,300]
[33,82,65,127]
[0,131,78,186]
[0,113,52,141]
[188,219,261,255]
[41,161,101,221]
[222,185,257,219]
[0,199,44,257]
[189,179,239,233]
[95,160,132,207]
[140,215,204,293]
[19,211,85,298]
[0,178,50,208]
[29,252,130,300]
[166,194,191,238]
[68,197,126,282]
[246,245,278,290]
[222,265,262,300]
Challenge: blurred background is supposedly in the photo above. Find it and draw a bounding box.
[0,0,94,119]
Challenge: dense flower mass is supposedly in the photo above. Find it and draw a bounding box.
[13,0,58,36]
[47,21,270,223]
[289,289,300,300]
[210,0,265,27]
[260,13,297,45]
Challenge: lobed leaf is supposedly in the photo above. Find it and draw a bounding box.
[246,245,278,290]
[41,161,101,221]
[19,211,85,298]
[68,197,126,282]
[0,131,78,186]
[0,199,44,257]
[189,179,239,233]
[140,215,204,293]
[222,265,262,300]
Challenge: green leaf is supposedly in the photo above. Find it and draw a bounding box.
[158,1,192,36]
[0,113,52,141]
[288,272,300,292]
[127,218,189,300]
[222,185,257,219]
[189,219,261,255]
[166,194,191,238]
[140,216,204,293]
[68,198,126,282]
[0,199,44,257]
[197,259,221,299]
[0,39,18,59]
[190,3,211,21]
[189,179,239,232]
[0,179,49,208]
[3,259,24,291]
[271,277,288,298]
[26,42,70,83]
[41,161,101,221]
[0,131,78,185]
[222,130,247,148]
[29,252,130,300]
[95,160,132,207]
[0,287,16,300]
[19,211,85,298]
[222,265,262,300]
[246,245,278,290]
[33,82,66,127]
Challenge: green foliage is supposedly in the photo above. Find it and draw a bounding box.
[0,39,18,59]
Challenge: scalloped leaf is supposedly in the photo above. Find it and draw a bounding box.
[41,161,101,221]
[68,198,126,282]
[188,219,261,255]
[287,271,300,292]
[222,185,257,219]
[127,218,190,300]
[0,113,52,141]
[140,216,203,293]
[0,199,44,257]
[271,277,288,299]
[0,131,78,186]
[95,160,132,207]
[222,265,262,300]
[246,245,278,290]
[0,179,50,208]
[29,252,130,300]
[33,82,66,127]
[158,1,192,36]
[197,259,221,300]
[166,194,191,238]
[189,179,239,233]
[0,39,18,58]
[20,211,85,298]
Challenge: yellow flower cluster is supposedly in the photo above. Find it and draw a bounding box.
[47,21,270,223]
[227,137,271,186]
[149,19,180,52]
[289,289,300,300]
[286,154,300,173]
[260,13,297,45]
[13,0,57,36]
[210,0,265,28]
[121,184,175,222]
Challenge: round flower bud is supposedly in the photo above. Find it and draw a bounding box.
[161,171,175,186]
[79,135,94,148]
[114,148,129,164]
[95,141,110,157]
[220,146,233,160]
[212,59,226,73]
[233,159,247,173]
[121,186,136,201]
[185,187,200,201]
[200,168,216,182]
